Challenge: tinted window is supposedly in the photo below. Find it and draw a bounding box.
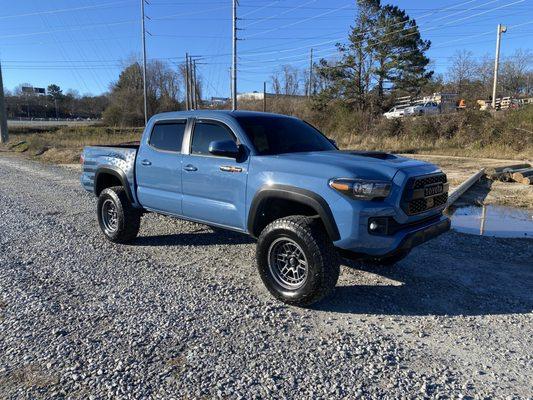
[191,122,235,155]
[150,122,186,152]
[236,115,336,155]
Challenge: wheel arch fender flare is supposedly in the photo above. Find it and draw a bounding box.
[94,166,134,204]
[247,184,340,241]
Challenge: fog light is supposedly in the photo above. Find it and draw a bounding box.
[368,217,389,235]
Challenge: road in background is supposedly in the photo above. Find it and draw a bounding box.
[0,153,531,398]
[7,119,97,128]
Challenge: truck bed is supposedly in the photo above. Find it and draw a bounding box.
[81,144,138,201]
[89,141,140,149]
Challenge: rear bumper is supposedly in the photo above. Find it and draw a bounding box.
[337,215,450,260]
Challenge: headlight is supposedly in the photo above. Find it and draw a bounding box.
[329,178,391,200]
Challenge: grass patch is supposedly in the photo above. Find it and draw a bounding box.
[2,105,532,163]
[4,126,142,163]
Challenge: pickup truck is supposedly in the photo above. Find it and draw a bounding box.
[81,110,450,306]
[383,106,405,119]
[404,101,440,116]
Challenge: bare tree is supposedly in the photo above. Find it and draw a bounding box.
[270,65,300,95]
[446,50,479,94]
[282,65,299,95]
[499,49,532,96]
[270,71,282,95]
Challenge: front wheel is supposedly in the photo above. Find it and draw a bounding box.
[97,186,141,243]
[256,216,340,306]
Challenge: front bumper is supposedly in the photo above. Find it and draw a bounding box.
[336,215,450,259]
[378,215,450,258]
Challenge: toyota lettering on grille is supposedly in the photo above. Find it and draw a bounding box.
[424,183,443,197]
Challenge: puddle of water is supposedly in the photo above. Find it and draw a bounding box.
[448,205,533,238]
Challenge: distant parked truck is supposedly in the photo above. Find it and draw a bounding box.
[81,110,450,306]
[403,101,440,116]
[383,106,406,119]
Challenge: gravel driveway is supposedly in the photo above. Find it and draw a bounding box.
[0,153,532,399]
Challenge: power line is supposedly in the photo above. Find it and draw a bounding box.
[236,0,482,61]
[237,0,526,67]
[240,0,281,18]
[148,5,229,21]
[243,0,320,29]
[0,20,136,40]
[245,3,353,39]
[0,1,132,20]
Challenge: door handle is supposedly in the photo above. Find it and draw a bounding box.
[220,165,242,173]
[184,164,198,172]
[141,159,152,166]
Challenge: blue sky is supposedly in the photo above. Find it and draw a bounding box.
[0,0,531,98]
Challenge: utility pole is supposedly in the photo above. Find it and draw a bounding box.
[232,0,238,110]
[141,0,148,124]
[308,48,313,98]
[190,57,196,109]
[0,61,8,144]
[263,81,266,112]
[491,24,506,109]
[185,53,190,110]
[193,60,199,109]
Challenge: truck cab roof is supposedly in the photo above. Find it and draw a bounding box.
[151,109,298,122]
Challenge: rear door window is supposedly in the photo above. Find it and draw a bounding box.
[150,121,186,152]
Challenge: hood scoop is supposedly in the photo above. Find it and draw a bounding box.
[341,150,395,160]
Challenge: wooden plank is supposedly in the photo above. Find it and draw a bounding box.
[486,163,530,176]
[511,168,533,182]
[499,167,532,182]
[447,168,486,206]
[488,164,532,180]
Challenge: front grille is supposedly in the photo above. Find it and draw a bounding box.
[412,174,447,189]
[408,193,448,214]
[402,173,448,215]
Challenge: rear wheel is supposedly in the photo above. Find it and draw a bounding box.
[97,186,141,243]
[256,216,340,306]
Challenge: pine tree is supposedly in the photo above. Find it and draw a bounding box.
[315,0,432,111]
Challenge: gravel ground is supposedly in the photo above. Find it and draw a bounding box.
[0,153,532,399]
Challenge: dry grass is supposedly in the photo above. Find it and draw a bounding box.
[4,125,142,163]
[1,104,532,163]
[242,98,533,160]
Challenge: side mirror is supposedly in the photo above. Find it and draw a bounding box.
[209,140,240,158]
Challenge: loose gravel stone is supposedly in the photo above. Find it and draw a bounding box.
[0,154,532,399]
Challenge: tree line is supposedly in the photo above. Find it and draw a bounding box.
[5,84,108,120]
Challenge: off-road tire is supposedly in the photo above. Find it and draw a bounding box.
[97,186,141,243]
[256,215,340,306]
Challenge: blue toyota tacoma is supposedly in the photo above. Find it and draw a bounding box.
[81,110,450,306]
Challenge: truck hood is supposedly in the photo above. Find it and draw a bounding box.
[270,150,439,181]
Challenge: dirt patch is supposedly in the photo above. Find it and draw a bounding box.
[0,364,59,390]
[39,147,81,164]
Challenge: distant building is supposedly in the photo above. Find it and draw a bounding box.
[208,97,230,106]
[21,86,46,96]
[237,91,305,101]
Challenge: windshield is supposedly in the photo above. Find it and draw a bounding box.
[235,115,336,155]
